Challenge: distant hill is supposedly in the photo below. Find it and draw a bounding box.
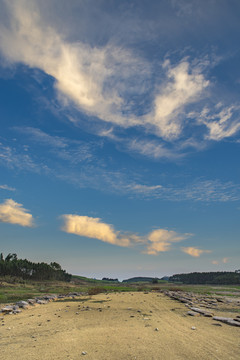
[169,271,240,285]
[122,277,161,283]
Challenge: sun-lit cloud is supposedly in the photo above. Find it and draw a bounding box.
[0,0,220,147]
[181,246,211,257]
[149,59,209,139]
[61,214,191,255]
[61,214,130,247]
[145,228,191,255]
[0,184,16,191]
[212,257,229,265]
[0,198,34,227]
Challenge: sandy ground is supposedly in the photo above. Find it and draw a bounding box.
[0,291,240,360]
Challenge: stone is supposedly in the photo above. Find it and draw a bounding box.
[36,299,48,305]
[27,299,36,305]
[213,316,240,327]
[16,301,29,308]
[190,307,213,317]
[187,311,200,317]
[1,306,14,314]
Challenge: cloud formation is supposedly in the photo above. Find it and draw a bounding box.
[0,184,15,191]
[197,104,240,141]
[181,246,211,257]
[4,0,239,148]
[145,228,190,255]
[212,257,229,265]
[61,214,189,255]
[149,60,209,139]
[61,215,130,247]
[0,199,34,227]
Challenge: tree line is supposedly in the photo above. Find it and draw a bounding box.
[169,271,240,285]
[0,253,72,281]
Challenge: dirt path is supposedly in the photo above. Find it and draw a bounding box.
[0,292,239,359]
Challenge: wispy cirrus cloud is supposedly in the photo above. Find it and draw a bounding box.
[128,138,182,160]
[0,0,239,172]
[148,59,209,140]
[181,246,211,257]
[0,184,16,191]
[0,142,41,173]
[197,104,240,141]
[1,135,240,202]
[3,0,238,149]
[15,127,95,164]
[126,179,240,202]
[0,198,34,227]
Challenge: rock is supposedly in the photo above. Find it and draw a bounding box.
[16,301,29,308]
[154,328,159,331]
[1,306,14,314]
[213,316,240,327]
[191,326,196,330]
[82,351,87,355]
[187,311,200,317]
[190,307,213,317]
[36,299,48,305]
[27,299,36,305]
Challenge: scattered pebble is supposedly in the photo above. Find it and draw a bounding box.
[191,326,196,330]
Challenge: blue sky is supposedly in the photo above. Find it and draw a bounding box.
[0,0,239,280]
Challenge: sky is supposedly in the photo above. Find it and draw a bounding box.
[0,0,239,280]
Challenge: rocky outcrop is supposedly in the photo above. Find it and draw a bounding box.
[0,292,87,316]
[164,289,240,327]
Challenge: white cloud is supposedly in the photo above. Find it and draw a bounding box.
[61,214,130,247]
[0,198,34,227]
[145,228,190,255]
[0,142,41,173]
[0,1,148,128]
[0,1,212,145]
[149,60,209,139]
[127,184,162,195]
[222,257,229,264]
[15,127,94,164]
[61,214,191,255]
[212,260,219,265]
[128,138,181,159]
[197,104,240,140]
[0,184,16,191]
[181,246,211,257]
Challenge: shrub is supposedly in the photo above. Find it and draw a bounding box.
[88,287,106,295]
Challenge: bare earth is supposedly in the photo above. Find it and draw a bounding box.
[0,292,240,360]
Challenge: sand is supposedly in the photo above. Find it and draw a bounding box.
[0,291,239,360]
